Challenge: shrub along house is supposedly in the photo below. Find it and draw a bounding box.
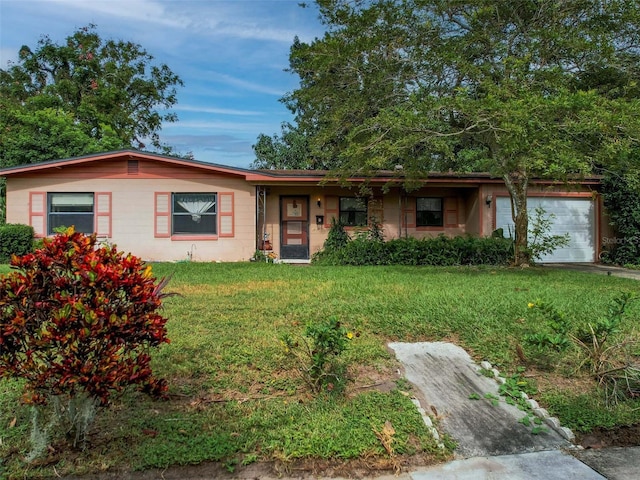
[0,150,610,263]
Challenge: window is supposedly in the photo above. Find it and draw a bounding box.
[416,197,443,227]
[339,197,367,226]
[48,193,94,235]
[172,193,217,235]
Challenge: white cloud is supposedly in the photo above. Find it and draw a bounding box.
[44,0,190,29]
[42,0,319,43]
[174,105,263,116]
[164,119,276,133]
[206,72,286,96]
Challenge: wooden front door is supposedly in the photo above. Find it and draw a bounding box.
[280,196,309,260]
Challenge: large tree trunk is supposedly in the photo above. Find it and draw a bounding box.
[503,172,530,265]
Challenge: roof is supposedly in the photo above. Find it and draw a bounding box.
[0,149,602,185]
[0,149,255,178]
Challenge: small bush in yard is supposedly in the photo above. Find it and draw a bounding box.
[0,223,34,262]
[281,316,353,394]
[0,227,172,458]
[522,300,572,369]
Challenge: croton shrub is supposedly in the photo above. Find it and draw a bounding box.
[0,227,171,406]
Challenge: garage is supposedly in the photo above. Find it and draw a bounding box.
[495,196,595,263]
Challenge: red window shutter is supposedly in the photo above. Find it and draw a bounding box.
[218,192,234,237]
[95,192,112,237]
[402,197,416,228]
[444,197,458,228]
[154,192,171,238]
[324,195,339,227]
[30,192,46,237]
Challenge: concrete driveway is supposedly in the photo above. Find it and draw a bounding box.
[542,263,640,280]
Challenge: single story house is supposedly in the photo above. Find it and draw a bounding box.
[0,150,611,263]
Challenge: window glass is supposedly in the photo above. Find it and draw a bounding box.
[48,193,94,234]
[172,193,217,235]
[416,197,443,227]
[339,197,367,226]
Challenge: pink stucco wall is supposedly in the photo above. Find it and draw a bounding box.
[6,161,257,262]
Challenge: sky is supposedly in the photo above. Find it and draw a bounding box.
[0,0,326,168]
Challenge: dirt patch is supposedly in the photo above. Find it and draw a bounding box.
[63,454,444,480]
[577,424,640,449]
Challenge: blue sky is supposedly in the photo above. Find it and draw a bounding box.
[0,0,326,167]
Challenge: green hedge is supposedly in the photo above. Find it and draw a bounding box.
[601,173,640,266]
[312,235,513,266]
[0,224,35,262]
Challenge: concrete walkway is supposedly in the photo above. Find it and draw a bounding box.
[388,341,639,480]
[389,342,571,458]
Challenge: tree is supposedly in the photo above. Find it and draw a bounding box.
[0,102,124,168]
[0,228,171,453]
[285,1,640,264]
[252,121,314,169]
[601,169,640,265]
[0,24,183,158]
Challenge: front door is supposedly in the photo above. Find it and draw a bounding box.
[280,196,309,260]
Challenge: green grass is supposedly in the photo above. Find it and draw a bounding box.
[1,262,639,478]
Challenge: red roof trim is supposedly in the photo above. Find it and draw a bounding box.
[0,150,253,178]
[0,149,602,186]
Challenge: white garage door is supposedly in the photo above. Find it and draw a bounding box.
[495,197,595,263]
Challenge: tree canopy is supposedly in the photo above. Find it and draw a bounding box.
[280,0,640,263]
[0,24,183,168]
[252,121,313,169]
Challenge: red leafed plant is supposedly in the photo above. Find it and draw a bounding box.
[0,227,171,454]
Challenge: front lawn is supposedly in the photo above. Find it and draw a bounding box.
[1,263,639,478]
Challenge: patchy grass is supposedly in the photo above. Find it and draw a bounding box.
[1,262,639,478]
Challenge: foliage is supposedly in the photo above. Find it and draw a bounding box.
[523,300,572,368]
[251,121,316,169]
[0,223,34,262]
[323,216,351,251]
[251,249,268,262]
[472,366,546,434]
[524,293,639,404]
[366,215,384,242]
[541,390,640,433]
[0,24,183,167]
[524,207,571,263]
[284,1,640,264]
[281,316,353,394]
[601,172,640,265]
[0,104,125,169]
[251,249,278,263]
[314,234,513,266]
[0,227,171,454]
[498,368,538,406]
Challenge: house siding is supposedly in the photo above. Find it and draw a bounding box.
[2,151,610,264]
[261,186,479,258]
[6,169,256,262]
